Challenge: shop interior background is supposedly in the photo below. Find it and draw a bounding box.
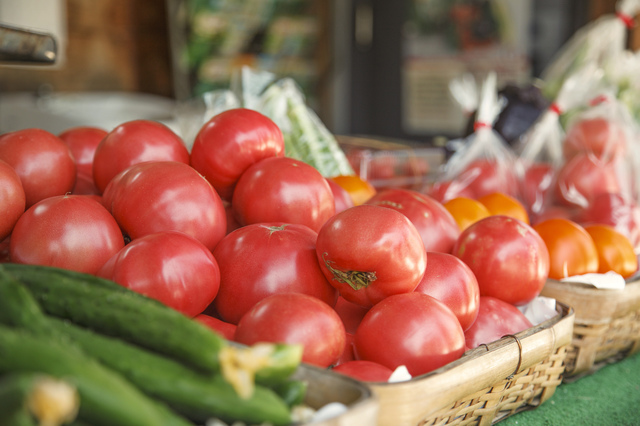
[0,0,638,145]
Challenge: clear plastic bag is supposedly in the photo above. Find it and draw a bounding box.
[515,64,605,219]
[525,71,640,253]
[257,77,355,177]
[540,0,640,100]
[603,49,640,125]
[448,73,479,118]
[427,72,518,202]
[555,85,638,206]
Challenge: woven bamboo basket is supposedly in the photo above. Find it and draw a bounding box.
[540,277,640,379]
[294,363,379,425]
[367,301,574,426]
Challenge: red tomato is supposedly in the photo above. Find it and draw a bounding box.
[93,120,189,193]
[414,252,480,331]
[533,218,599,280]
[367,154,397,181]
[58,126,108,178]
[212,223,337,324]
[404,156,430,177]
[354,292,465,377]
[459,158,519,199]
[365,188,460,253]
[333,296,370,334]
[0,159,25,241]
[221,200,242,235]
[102,161,226,251]
[464,296,533,349]
[195,314,236,341]
[332,360,394,382]
[554,152,622,208]
[234,293,346,368]
[427,179,475,203]
[71,173,101,196]
[190,108,285,200]
[520,162,555,215]
[232,157,335,233]
[326,178,354,214]
[453,215,550,306]
[59,126,107,196]
[316,204,427,308]
[0,128,76,208]
[98,231,220,316]
[563,117,626,161]
[530,205,576,226]
[573,192,640,251]
[10,195,124,274]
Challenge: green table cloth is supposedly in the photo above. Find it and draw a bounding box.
[502,352,640,425]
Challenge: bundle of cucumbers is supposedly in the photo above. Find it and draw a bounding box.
[0,263,308,426]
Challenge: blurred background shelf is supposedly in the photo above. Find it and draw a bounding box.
[1,0,638,142]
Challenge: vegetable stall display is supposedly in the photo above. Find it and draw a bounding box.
[0,104,577,426]
[2,38,640,422]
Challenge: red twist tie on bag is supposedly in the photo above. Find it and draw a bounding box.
[549,102,563,115]
[473,121,491,131]
[589,94,609,106]
[617,11,635,29]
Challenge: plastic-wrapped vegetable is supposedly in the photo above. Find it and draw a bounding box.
[258,78,355,178]
[603,49,640,124]
[541,0,640,100]
[522,66,640,243]
[428,72,519,202]
[515,64,605,219]
[556,91,639,208]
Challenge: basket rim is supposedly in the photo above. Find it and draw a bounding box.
[293,362,379,415]
[545,275,640,294]
[542,277,640,323]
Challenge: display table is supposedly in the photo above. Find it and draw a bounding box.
[501,351,640,425]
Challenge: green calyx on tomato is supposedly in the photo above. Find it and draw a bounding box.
[321,252,377,291]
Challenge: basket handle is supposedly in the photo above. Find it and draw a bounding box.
[501,334,523,379]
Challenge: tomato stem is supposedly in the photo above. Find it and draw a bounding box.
[321,252,377,291]
[264,224,288,235]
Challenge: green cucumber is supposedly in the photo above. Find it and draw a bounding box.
[0,373,79,426]
[0,325,192,426]
[0,265,302,393]
[0,374,40,426]
[0,409,35,426]
[271,378,308,408]
[47,317,293,425]
[252,343,304,386]
[0,268,49,331]
[0,263,226,373]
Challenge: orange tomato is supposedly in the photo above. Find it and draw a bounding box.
[533,218,599,279]
[478,192,530,224]
[443,197,491,231]
[584,224,638,278]
[330,175,377,206]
